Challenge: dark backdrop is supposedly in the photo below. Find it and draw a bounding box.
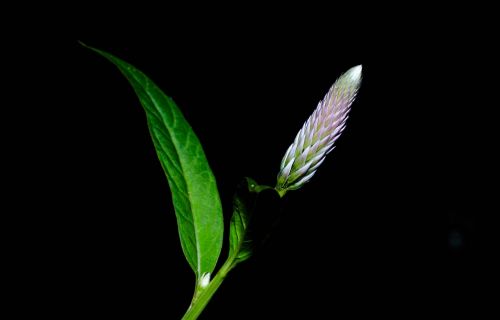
[11,19,494,318]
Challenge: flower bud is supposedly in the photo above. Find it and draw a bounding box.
[276,65,362,195]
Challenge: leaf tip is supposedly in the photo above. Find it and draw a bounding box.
[78,40,94,51]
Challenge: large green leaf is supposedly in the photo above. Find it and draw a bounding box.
[86,45,223,278]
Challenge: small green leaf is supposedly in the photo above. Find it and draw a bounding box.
[84,44,223,279]
[228,179,254,263]
[229,178,272,263]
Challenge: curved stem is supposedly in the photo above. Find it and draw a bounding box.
[182,258,236,320]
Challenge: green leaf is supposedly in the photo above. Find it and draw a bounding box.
[228,179,254,263]
[84,44,223,279]
[229,178,271,263]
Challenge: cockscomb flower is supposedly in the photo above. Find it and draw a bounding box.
[276,65,362,196]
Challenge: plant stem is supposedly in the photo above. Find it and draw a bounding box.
[181,258,236,320]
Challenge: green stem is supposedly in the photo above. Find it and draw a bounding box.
[183,179,275,319]
[182,258,236,320]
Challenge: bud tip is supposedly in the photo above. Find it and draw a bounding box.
[347,65,362,82]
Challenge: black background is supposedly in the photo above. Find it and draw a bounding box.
[8,10,496,318]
